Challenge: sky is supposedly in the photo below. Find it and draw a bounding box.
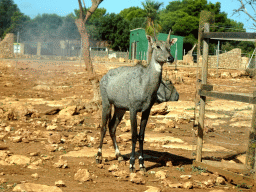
[13,0,255,32]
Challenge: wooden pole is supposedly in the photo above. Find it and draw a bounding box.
[196,23,209,162]
[246,104,256,169]
[216,40,220,75]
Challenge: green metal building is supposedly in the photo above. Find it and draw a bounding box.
[129,28,184,60]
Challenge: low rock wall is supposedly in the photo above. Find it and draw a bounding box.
[0,33,14,59]
[182,48,249,69]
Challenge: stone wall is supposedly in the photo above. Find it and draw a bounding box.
[181,48,249,69]
[0,33,14,59]
[199,48,247,69]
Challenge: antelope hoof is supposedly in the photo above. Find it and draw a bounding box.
[96,156,102,164]
[129,166,136,173]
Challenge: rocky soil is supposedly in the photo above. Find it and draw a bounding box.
[0,59,255,191]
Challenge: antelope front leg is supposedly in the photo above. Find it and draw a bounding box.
[129,110,137,173]
[138,109,150,172]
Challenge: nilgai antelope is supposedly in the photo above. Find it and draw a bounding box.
[96,30,177,172]
[156,80,179,103]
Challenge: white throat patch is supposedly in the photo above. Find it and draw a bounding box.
[154,62,161,72]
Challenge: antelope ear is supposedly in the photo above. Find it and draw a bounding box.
[146,35,154,45]
[170,38,177,46]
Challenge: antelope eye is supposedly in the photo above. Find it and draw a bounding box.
[156,45,161,49]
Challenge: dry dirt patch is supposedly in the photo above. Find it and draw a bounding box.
[0,60,255,191]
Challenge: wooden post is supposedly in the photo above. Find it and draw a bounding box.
[216,40,220,75]
[246,104,256,169]
[196,23,209,162]
[126,50,129,62]
[37,42,41,56]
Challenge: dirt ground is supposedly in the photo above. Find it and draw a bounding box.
[0,59,255,192]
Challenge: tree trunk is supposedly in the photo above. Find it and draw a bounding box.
[75,18,101,102]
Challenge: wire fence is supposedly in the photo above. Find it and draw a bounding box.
[14,39,127,61]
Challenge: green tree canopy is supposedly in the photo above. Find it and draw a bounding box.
[142,0,163,36]
[159,0,252,53]
[120,6,146,21]
[0,0,29,38]
[20,13,63,42]
[93,13,130,51]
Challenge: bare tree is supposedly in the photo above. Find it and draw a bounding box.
[233,0,256,29]
[75,0,103,101]
[234,1,256,78]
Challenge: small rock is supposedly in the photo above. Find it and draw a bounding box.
[55,180,66,187]
[54,159,68,168]
[58,106,77,118]
[162,119,175,128]
[215,176,225,185]
[166,161,173,167]
[108,164,119,172]
[79,162,85,166]
[183,181,193,189]
[5,126,11,132]
[180,175,192,179]
[112,170,129,178]
[42,122,47,128]
[168,183,182,188]
[46,125,58,131]
[31,173,39,179]
[27,164,40,170]
[236,154,246,164]
[0,178,7,184]
[116,136,122,143]
[119,134,130,142]
[87,136,96,144]
[22,138,29,143]
[221,72,231,78]
[11,136,22,143]
[161,179,173,187]
[97,164,104,169]
[203,179,215,187]
[30,152,39,156]
[0,151,8,160]
[13,183,63,192]
[176,117,190,124]
[48,133,62,144]
[151,103,168,115]
[72,132,87,144]
[147,123,156,129]
[45,144,58,152]
[137,171,146,176]
[130,173,145,184]
[231,72,240,78]
[153,126,166,133]
[201,172,209,176]
[155,170,167,180]
[6,155,30,165]
[145,186,161,192]
[121,126,131,132]
[42,155,54,160]
[31,159,43,166]
[74,169,91,182]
